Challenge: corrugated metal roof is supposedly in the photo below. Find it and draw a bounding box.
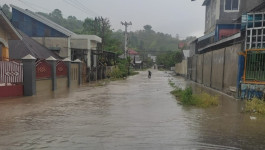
[9,31,61,60]
[197,31,215,42]
[10,5,76,37]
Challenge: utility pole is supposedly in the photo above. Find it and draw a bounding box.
[121,21,132,58]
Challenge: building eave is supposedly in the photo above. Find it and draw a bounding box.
[71,34,102,43]
[198,32,241,52]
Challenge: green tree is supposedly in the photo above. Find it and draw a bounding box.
[1,4,12,20]
[50,9,63,19]
[143,25,152,31]
[156,51,183,69]
[37,9,84,33]
[83,17,121,52]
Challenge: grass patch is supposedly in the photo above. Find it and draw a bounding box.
[129,71,139,76]
[170,87,219,108]
[245,98,265,115]
[168,79,176,88]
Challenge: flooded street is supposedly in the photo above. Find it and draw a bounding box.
[0,70,265,149]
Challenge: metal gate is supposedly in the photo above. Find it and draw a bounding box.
[0,61,23,97]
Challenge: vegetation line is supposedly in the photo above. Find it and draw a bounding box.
[245,98,265,115]
[169,79,219,108]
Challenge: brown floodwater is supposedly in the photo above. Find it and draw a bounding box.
[0,70,264,150]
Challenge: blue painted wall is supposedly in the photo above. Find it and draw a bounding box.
[12,8,67,37]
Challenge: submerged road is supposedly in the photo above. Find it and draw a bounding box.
[0,70,265,149]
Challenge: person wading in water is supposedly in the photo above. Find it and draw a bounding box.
[148,70,152,79]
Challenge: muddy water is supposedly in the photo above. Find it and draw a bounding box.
[0,70,264,149]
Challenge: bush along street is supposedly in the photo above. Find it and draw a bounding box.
[169,80,219,108]
[244,98,265,115]
[109,58,139,80]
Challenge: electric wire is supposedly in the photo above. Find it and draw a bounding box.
[74,0,99,16]
[19,0,53,13]
[63,0,98,18]
[17,0,38,12]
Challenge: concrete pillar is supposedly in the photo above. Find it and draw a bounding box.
[74,59,82,85]
[2,46,9,61]
[63,58,71,88]
[88,67,91,82]
[46,56,57,91]
[22,54,36,96]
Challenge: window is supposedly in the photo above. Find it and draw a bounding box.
[225,0,239,11]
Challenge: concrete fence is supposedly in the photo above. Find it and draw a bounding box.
[2,54,114,97]
[22,55,82,96]
[188,43,241,95]
[175,60,187,76]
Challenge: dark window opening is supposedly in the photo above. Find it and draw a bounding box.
[225,0,239,11]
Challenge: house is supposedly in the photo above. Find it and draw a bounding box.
[10,5,101,69]
[127,49,143,69]
[128,49,140,62]
[187,0,265,98]
[196,0,265,51]
[0,10,22,61]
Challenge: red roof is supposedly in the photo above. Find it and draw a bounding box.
[128,49,138,55]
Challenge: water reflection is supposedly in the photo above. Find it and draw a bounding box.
[0,71,264,149]
[170,75,265,150]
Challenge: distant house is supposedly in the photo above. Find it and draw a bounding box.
[0,10,22,61]
[10,5,101,69]
[128,49,140,62]
[182,50,190,60]
[128,49,139,56]
[178,42,185,49]
[127,49,143,69]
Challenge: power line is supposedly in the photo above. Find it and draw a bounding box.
[74,0,99,16]
[63,0,97,18]
[17,0,39,12]
[20,0,53,13]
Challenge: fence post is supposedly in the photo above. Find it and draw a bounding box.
[63,58,71,88]
[22,54,36,96]
[74,59,82,85]
[46,56,57,91]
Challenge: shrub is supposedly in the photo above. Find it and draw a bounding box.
[110,67,123,79]
[245,98,265,115]
[181,87,195,105]
[168,79,176,88]
[109,58,139,79]
[194,92,219,108]
[170,87,219,108]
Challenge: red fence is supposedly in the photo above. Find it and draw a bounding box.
[0,61,23,97]
[0,61,23,84]
[36,60,51,79]
[56,61,67,77]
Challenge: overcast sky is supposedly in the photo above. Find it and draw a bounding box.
[1,0,205,39]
